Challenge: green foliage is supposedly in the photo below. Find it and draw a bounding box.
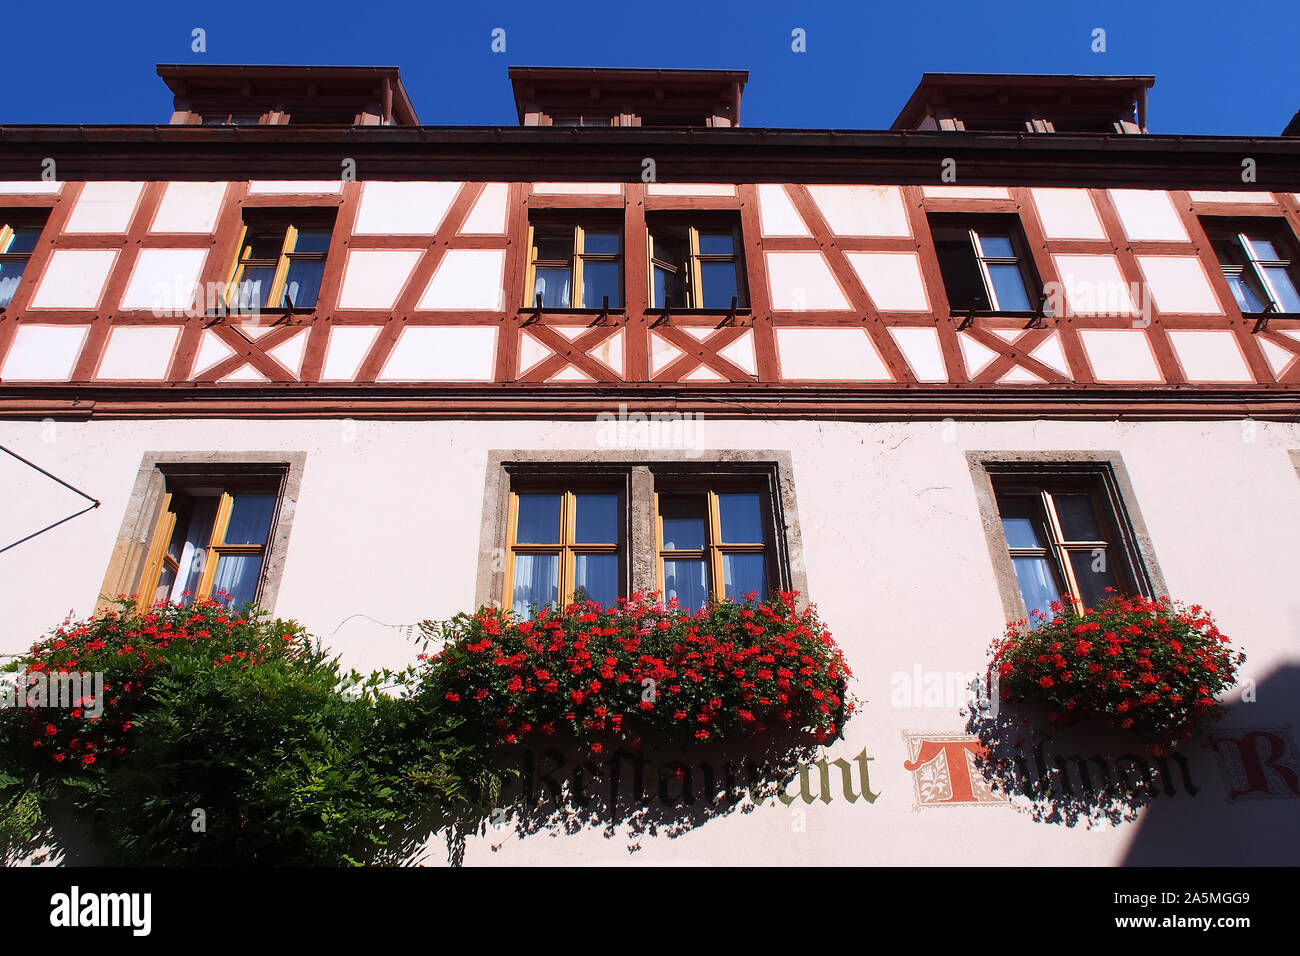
[0,599,506,866]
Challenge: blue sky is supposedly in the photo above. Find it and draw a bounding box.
[6,0,1297,135]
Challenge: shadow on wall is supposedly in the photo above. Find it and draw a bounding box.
[1122,663,1300,866]
[2,796,104,867]
[963,664,1300,864]
[398,732,826,864]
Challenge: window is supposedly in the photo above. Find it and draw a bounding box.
[550,114,612,127]
[483,455,805,618]
[526,221,622,309]
[505,487,626,618]
[225,212,333,313]
[201,113,262,126]
[992,477,1142,620]
[931,216,1037,313]
[0,213,47,308]
[655,487,772,612]
[647,221,746,310]
[138,473,284,611]
[1204,221,1300,315]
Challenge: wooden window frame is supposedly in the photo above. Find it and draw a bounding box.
[523,219,624,310]
[200,112,265,126]
[137,474,285,612]
[503,484,627,613]
[0,211,49,309]
[549,114,615,127]
[646,218,748,311]
[478,454,808,614]
[653,482,774,606]
[1203,218,1300,315]
[224,213,333,313]
[931,215,1039,315]
[990,474,1145,615]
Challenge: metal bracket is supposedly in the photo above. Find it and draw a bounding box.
[522,293,543,327]
[0,445,100,554]
[1252,303,1278,334]
[1024,290,1051,330]
[588,296,611,327]
[714,295,739,329]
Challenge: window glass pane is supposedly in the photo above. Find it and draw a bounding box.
[1225,272,1267,313]
[997,496,1048,549]
[582,260,621,308]
[212,553,264,608]
[978,235,1017,258]
[246,231,284,260]
[1246,236,1282,261]
[154,562,177,606]
[699,261,739,310]
[583,231,620,255]
[5,228,42,255]
[533,266,571,308]
[650,229,687,268]
[534,229,573,262]
[1011,556,1062,624]
[934,238,990,311]
[224,494,276,545]
[512,553,558,618]
[516,494,562,544]
[698,232,734,255]
[0,261,26,308]
[574,553,619,607]
[1052,492,1102,541]
[1263,266,1300,313]
[660,498,706,550]
[1212,238,1248,267]
[1068,549,1119,612]
[987,264,1032,311]
[653,265,686,309]
[718,493,763,543]
[663,558,708,613]
[170,496,219,602]
[235,265,276,311]
[574,494,619,543]
[282,258,326,307]
[292,229,331,254]
[723,553,766,601]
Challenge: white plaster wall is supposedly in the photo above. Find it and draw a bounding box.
[1108,189,1189,242]
[807,186,910,237]
[353,182,461,235]
[63,182,143,234]
[458,183,510,235]
[3,417,1298,866]
[150,182,228,234]
[1030,188,1107,240]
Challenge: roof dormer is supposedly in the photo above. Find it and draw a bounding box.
[509,66,747,128]
[892,73,1153,134]
[157,64,419,126]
